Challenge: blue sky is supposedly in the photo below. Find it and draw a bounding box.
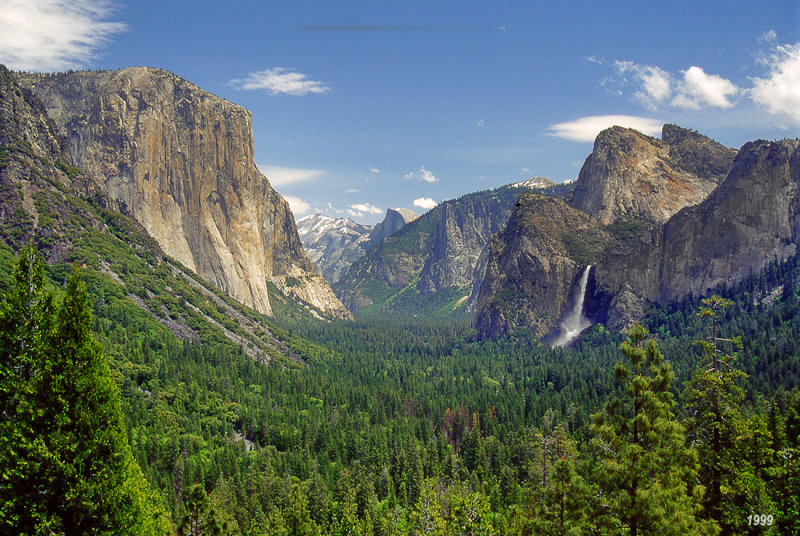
[2,1,800,224]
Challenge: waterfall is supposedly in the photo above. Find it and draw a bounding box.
[551,265,593,348]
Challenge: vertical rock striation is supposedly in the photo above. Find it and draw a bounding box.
[22,67,349,318]
[594,138,800,329]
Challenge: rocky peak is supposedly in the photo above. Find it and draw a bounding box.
[511,176,556,189]
[296,213,372,284]
[21,67,350,319]
[474,192,610,339]
[568,125,736,225]
[368,207,418,245]
[593,137,800,329]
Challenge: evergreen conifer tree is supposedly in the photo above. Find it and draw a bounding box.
[0,245,171,535]
[684,295,776,535]
[590,324,716,535]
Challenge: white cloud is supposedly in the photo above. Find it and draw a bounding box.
[750,43,800,125]
[0,0,126,71]
[760,30,777,44]
[284,195,311,216]
[671,66,739,109]
[346,203,382,218]
[369,167,380,174]
[231,67,330,96]
[476,119,485,127]
[403,165,439,183]
[547,115,663,142]
[614,61,672,109]
[611,60,737,111]
[258,165,324,186]
[413,197,437,210]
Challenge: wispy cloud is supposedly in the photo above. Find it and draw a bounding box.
[258,165,325,187]
[232,67,330,96]
[548,115,663,143]
[413,197,437,210]
[0,0,126,71]
[403,166,439,183]
[610,60,738,111]
[347,203,382,218]
[284,195,311,216]
[750,43,800,125]
[369,167,380,174]
[300,25,462,33]
[614,61,672,110]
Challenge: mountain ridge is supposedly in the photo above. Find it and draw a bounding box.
[18,66,350,319]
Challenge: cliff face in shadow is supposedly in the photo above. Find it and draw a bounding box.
[594,138,800,329]
[22,68,349,318]
[474,192,610,338]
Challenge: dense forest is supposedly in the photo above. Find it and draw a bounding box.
[2,242,800,535]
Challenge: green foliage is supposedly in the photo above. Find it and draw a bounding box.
[0,245,171,535]
[590,325,716,535]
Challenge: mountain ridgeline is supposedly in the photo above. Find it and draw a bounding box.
[296,207,417,285]
[333,181,566,316]
[475,124,800,339]
[17,67,349,320]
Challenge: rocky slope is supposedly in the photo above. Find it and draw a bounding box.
[475,126,800,339]
[568,124,736,225]
[0,64,306,360]
[593,138,800,329]
[296,213,372,284]
[19,67,349,319]
[474,192,610,338]
[334,183,564,316]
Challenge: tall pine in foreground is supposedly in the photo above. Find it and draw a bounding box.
[684,295,776,535]
[590,324,717,536]
[0,245,171,535]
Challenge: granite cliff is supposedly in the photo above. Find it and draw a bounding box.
[474,192,609,338]
[368,207,418,245]
[296,213,372,284]
[593,138,800,329]
[20,67,349,319]
[0,64,303,359]
[334,184,553,316]
[476,126,800,339]
[568,124,736,225]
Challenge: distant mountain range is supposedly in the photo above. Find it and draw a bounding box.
[5,63,799,345]
[332,180,568,317]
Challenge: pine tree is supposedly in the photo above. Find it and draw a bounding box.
[590,324,716,535]
[178,484,226,536]
[0,245,171,535]
[684,296,775,535]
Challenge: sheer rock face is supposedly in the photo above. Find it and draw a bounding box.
[568,124,736,225]
[594,139,800,329]
[334,186,525,314]
[474,192,610,338]
[22,67,350,318]
[368,208,417,246]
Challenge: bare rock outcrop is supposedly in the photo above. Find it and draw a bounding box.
[22,67,350,318]
[474,192,610,338]
[568,124,736,225]
[594,138,800,329]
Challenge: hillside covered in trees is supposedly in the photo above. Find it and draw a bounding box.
[1,243,799,535]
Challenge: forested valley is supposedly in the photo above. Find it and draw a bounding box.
[2,242,799,535]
